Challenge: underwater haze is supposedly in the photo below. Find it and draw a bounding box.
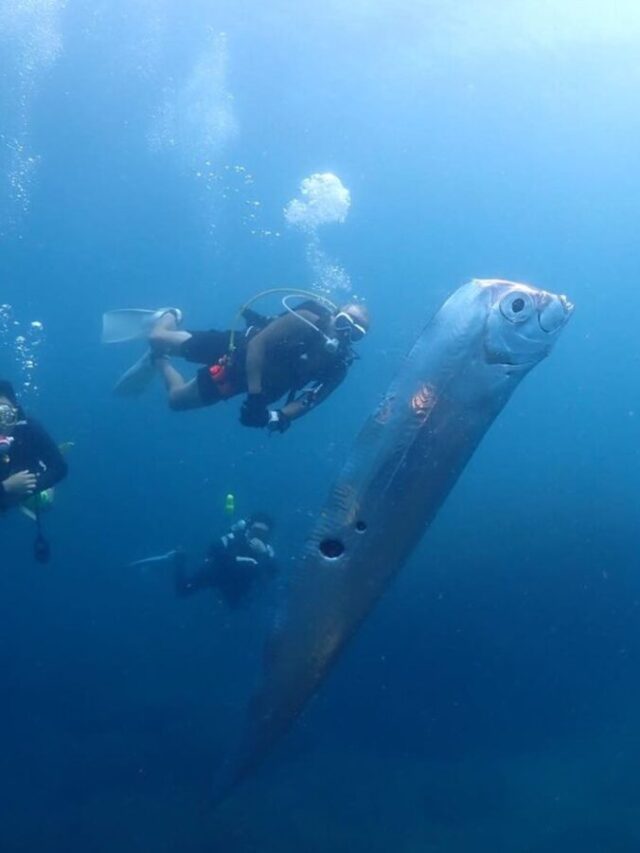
[1,1,640,851]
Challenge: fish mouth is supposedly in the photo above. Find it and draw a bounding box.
[560,294,575,314]
[539,294,574,333]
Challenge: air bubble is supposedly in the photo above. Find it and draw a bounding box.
[0,304,44,397]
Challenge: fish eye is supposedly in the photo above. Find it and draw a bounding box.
[499,290,533,324]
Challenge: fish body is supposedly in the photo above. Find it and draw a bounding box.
[215,278,573,801]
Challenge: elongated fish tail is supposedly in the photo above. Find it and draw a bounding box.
[207,710,279,811]
[208,761,240,812]
[206,742,258,812]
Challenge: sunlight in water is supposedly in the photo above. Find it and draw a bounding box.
[0,0,65,232]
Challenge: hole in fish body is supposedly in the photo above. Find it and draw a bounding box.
[319,539,345,559]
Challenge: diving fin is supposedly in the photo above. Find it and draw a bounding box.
[128,549,183,570]
[34,531,51,564]
[113,350,157,397]
[101,307,180,344]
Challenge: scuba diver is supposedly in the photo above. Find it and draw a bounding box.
[102,292,370,433]
[0,380,68,563]
[129,513,277,609]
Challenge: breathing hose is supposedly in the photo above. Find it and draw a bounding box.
[227,288,337,353]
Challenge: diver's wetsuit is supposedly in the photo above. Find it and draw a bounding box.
[0,418,68,511]
[175,522,277,608]
[178,301,353,414]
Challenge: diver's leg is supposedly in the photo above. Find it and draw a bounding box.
[175,555,216,597]
[112,311,191,398]
[155,358,207,411]
[173,549,195,596]
[149,312,192,356]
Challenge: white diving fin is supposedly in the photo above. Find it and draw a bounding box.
[113,350,157,397]
[101,307,177,344]
[128,549,182,570]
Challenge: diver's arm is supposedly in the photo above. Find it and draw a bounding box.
[0,471,38,508]
[175,564,214,597]
[245,310,320,395]
[280,368,347,423]
[26,420,68,491]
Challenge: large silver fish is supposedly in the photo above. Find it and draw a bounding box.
[214,278,573,802]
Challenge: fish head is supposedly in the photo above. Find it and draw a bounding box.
[479,279,574,367]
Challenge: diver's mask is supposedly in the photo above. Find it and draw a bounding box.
[334,311,367,343]
[0,402,19,430]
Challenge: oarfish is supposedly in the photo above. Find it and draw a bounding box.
[213,278,573,802]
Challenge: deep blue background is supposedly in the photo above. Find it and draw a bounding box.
[1,2,639,851]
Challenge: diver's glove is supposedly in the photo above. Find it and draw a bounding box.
[240,393,269,428]
[266,410,291,434]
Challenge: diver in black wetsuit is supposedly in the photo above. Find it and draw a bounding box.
[0,380,67,510]
[175,513,277,608]
[107,296,370,433]
[130,513,278,609]
[0,380,68,562]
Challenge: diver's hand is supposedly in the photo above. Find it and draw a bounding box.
[248,537,268,555]
[2,470,37,498]
[266,410,291,433]
[240,393,269,428]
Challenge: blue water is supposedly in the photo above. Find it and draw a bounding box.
[1,2,640,850]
